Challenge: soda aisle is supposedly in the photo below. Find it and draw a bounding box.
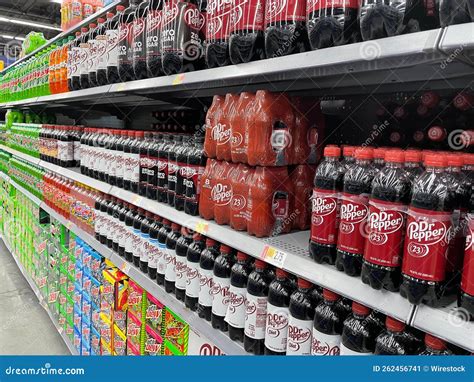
[0,0,472,361]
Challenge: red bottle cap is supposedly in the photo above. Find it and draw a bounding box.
[417,104,429,117]
[404,149,422,162]
[136,131,145,138]
[427,126,446,142]
[205,238,216,247]
[276,268,288,278]
[425,334,446,350]
[343,146,355,157]
[424,153,447,168]
[373,147,386,160]
[171,223,180,230]
[464,153,474,165]
[162,219,170,225]
[75,31,81,37]
[97,18,106,24]
[324,146,341,157]
[89,23,97,29]
[421,91,440,108]
[394,106,407,119]
[446,154,464,167]
[297,278,312,289]
[220,245,231,254]
[385,149,405,163]
[323,289,340,301]
[107,12,114,19]
[352,302,371,316]
[237,251,248,261]
[254,260,266,270]
[386,316,405,332]
[355,147,374,160]
[116,5,125,11]
[81,27,88,33]
[453,92,473,111]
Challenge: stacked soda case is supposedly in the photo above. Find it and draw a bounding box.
[310,145,474,310]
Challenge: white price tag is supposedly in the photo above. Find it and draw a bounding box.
[195,221,209,235]
[261,246,287,268]
[120,261,131,275]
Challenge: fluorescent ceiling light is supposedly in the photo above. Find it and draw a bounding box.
[0,15,61,31]
[51,0,63,3]
[1,34,14,39]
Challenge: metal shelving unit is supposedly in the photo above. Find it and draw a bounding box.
[7,173,246,355]
[0,229,78,355]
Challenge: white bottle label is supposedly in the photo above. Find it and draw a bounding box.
[175,255,187,290]
[157,243,167,275]
[108,150,116,177]
[164,247,176,282]
[105,29,119,66]
[185,261,200,298]
[198,268,213,307]
[115,153,124,179]
[286,317,313,355]
[125,226,135,254]
[225,285,247,329]
[140,235,151,263]
[94,211,103,234]
[100,214,109,237]
[311,330,341,355]
[74,141,81,162]
[132,230,142,258]
[244,293,267,340]
[264,303,289,353]
[148,239,160,268]
[123,152,133,181]
[69,47,80,78]
[211,276,230,317]
[339,343,372,356]
[96,35,108,70]
[131,153,140,182]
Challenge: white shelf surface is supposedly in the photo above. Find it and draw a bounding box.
[0,234,78,355]
[5,145,474,351]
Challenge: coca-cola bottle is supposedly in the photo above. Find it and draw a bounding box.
[228,0,266,64]
[146,0,164,77]
[311,289,345,356]
[211,245,234,332]
[336,147,376,277]
[400,154,457,307]
[185,233,206,310]
[205,0,231,68]
[198,238,221,320]
[133,0,149,80]
[340,302,379,355]
[156,218,172,285]
[307,0,360,50]
[244,260,272,355]
[374,316,421,355]
[175,227,194,301]
[361,149,411,292]
[459,193,474,316]
[118,2,139,82]
[264,0,309,58]
[225,252,251,342]
[419,334,453,355]
[286,278,315,355]
[105,11,121,84]
[310,146,345,264]
[165,223,181,293]
[148,215,163,279]
[161,0,206,75]
[185,134,207,216]
[264,268,292,355]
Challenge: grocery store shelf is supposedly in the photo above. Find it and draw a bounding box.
[410,303,474,352]
[0,1,123,74]
[438,23,474,66]
[2,146,40,165]
[2,25,474,110]
[0,234,78,355]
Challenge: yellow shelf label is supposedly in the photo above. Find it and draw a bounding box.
[261,245,287,268]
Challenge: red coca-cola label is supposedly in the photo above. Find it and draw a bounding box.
[363,200,406,267]
[311,188,340,245]
[402,207,452,282]
[184,4,206,30]
[461,214,473,294]
[337,193,369,255]
[211,182,233,205]
[207,0,232,39]
[230,0,265,32]
[306,0,358,14]
[265,0,306,24]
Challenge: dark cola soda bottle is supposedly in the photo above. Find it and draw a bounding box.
[264,269,293,355]
[157,134,172,203]
[184,134,207,216]
[286,278,316,355]
[105,10,121,84]
[79,26,93,89]
[310,146,345,265]
[133,0,149,80]
[198,239,221,321]
[264,0,309,58]
[89,19,106,87]
[229,0,266,64]
[147,215,162,279]
[123,204,137,260]
[69,31,82,91]
[185,234,206,310]
[165,223,182,293]
[360,0,440,41]
[307,0,360,50]
[340,302,380,355]
[205,0,231,68]
[139,211,154,273]
[175,227,194,301]
[311,289,345,356]
[361,149,411,292]
[225,252,251,342]
[146,133,160,200]
[211,245,235,332]
[146,0,164,77]
[167,135,182,206]
[440,0,471,26]
[374,316,422,355]
[161,0,206,75]
[175,136,193,211]
[459,193,474,316]
[156,219,172,285]
[132,208,146,267]
[336,147,376,277]
[419,334,453,355]
[400,154,457,307]
[244,260,272,355]
[118,2,139,82]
